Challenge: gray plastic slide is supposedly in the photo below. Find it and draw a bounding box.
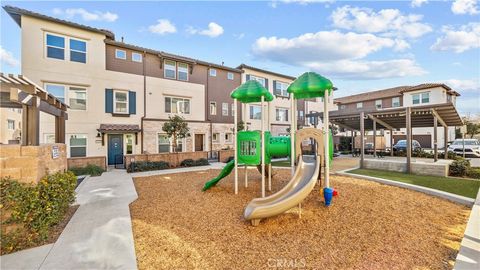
[243,156,320,226]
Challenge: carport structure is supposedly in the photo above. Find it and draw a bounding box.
[0,73,68,145]
[308,102,463,173]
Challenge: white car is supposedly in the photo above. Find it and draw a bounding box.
[448,139,480,157]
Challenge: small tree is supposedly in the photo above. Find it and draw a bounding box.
[237,121,245,131]
[162,115,190,152]
[466,121,480,139]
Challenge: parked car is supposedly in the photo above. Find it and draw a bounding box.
[364,143,374,154]
[448,139,480,157]
[393,140,422,152]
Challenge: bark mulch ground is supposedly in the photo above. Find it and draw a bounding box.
[130,169,470,270]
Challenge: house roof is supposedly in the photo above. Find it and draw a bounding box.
[334,83,461,104]
[105,39,242,73]
[3,5,115,39]
[237,64,296,80]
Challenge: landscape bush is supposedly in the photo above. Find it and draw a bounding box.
[69,164,105,176]
[467,167,480,179]
[449,159,471,177]
[0,171,77,254]
[127,161,170,172]
[194,158,209,166]
[180,158,210,167]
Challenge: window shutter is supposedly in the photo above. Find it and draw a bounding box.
[165,97,171,113]
[273,80,278,95]
[246,74,250,81]
[286,110,289,122]
[265,78,269,90]
[105,89,113,113]
[129,91,136,115]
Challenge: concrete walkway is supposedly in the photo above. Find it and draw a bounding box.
[1,170,138,270]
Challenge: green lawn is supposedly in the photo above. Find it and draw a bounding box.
[348,168,480,199]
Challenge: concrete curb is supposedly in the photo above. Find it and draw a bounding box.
[336,169,475,206]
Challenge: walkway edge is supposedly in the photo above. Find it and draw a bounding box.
[336,168,474,206]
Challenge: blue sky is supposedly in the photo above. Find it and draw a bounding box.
[1,0,479,115]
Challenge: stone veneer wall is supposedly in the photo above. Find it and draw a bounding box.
[67,156,107,170]
[363,159,450,177]
[0,144,67,183]
[211,123,234,151]
[124,151,208,169]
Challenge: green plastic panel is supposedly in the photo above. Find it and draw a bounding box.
[269,136,291,158]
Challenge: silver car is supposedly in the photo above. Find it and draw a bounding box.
[448,139,480,157]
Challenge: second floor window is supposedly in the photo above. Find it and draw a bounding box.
[276,108,289,122]
[356,102,363,109]
[210,69,217,77]
[46,33,87,63]
[114,90,129,114]
[70,39,86,63]
[392,97,400,107]
[164,60,176,79]
[210,102,217,115]
[7,119,15,130]
[222,103,229,116]
[132,52,142,62]
[412,92,429,105]
[227,72,234,80]
[178,63,188,81]
[115,49,126,60]
[375,100,382,109]
[46,84,65,103]
[165,97,190,114]
[250,105,262,120]
[46,34,65,60]
[69,87,87,110]
[249,75,266,88]
[274,81,289,97]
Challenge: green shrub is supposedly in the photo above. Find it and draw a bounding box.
[467,167,480,179]
[194,158,209,166]
[449,159,471,177]
[180,159,195,167]
[127,161,170,172]
[0,171,77,254]
[69,164,105,176]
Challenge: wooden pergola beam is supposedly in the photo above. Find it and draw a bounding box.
[368,114,395,130]
[431,109,447,128]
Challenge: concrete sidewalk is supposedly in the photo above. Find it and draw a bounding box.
[1,170,138,270]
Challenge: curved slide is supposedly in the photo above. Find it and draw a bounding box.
[202,159,235,191]
[243,156,320,226]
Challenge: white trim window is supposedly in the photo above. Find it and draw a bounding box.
[227,72,234,80]
[69,87,87,110]
[249,75,266,87]
[45,84,66,103]
[125,134,134,154]
[375,100,382,109]
[7,119,15,130]
[412,92,429,105]
[115,49,126,60]
[178,63,189,81]
[210,102,217,115]
[46,33,65,60]
[69,38,86,63]
[225,133,233,142]
[212,133,219,142]
[274,81,289,97]
[356,102,363,109]
[222,103,229,116]
[276,108,289,122]
[165,96,190,114]
[164,60,176,79]
[392,97,400,107]
[250,105,262,120]
[158,134,170,153]
[210,68,217,77]
[69,134,87,157]
[114,90,129,114]
[132,52,142,62]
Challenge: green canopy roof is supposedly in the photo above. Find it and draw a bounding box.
[230,80,274,103]
[287,72,333,99]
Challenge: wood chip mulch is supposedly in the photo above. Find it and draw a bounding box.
[129,169,470,270]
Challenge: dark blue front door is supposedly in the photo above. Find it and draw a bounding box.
[108,134,123,165]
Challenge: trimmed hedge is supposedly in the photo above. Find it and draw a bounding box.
[180,158,210,167]
[69,164,105,176]
[0,171,77,254]
[127,161,170,172]
[467,167,480,179]
[449,159,471,177]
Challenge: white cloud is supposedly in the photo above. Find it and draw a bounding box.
[233,33,245,40]
[252,31,425,80]
[443,79,480,92]
[431,23,480,53]
[52,8,118,22]
[0,46,20,67]
[411,0,428,8]
[306,59,426,80]
[187,22,224,38]
[253,31,396,62]
[331,6,432,39]
[148,19,177,35]
[451,0,479,15]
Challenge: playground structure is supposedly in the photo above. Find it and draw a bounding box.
[203,72,334,226]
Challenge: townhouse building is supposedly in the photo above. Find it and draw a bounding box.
[332,84,459,149]
[0,108,22,144]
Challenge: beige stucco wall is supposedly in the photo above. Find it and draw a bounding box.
[0,108,22,144]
